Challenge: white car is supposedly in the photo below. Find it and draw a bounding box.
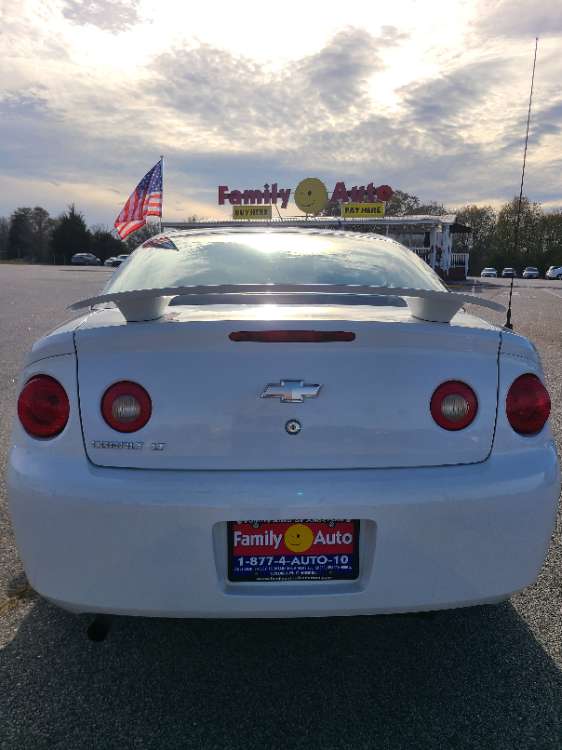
[522,267,540,279]
[480,267,497,278]
[8,229,560,625]
[501,267,517,278]
[113,253,130,267]
[546,265,562,280]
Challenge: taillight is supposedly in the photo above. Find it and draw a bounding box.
[506,373,550,435]
[17,375,70,438]
[430,381,478,431]
[229,330,355,343]
[101,381,151,433]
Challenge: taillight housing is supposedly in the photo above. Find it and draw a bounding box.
[430,381,478,431]
[101,381,151,433]
[18,375,70,438]
[506,373,550,435]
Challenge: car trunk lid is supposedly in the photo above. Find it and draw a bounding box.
[75,306,500,470]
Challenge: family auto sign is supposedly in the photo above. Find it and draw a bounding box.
[218,179,394,217]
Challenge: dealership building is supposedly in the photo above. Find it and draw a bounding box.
[163,214,471,280]
[164,178,471,280]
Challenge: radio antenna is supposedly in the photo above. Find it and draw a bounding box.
[505,37,539,329]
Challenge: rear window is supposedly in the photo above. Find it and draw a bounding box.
[103,230,446,294]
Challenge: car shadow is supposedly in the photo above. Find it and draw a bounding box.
[1,598,561,749]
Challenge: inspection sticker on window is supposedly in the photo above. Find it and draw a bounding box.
[228,519,359,582]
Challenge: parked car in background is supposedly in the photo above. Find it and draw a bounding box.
[110,253,130,267]
[104,257,117,267]
[501,267,517,278]
[522,267,540,279]
[480,267,498,278]
[546,265,562,280]
[71,253,101,266]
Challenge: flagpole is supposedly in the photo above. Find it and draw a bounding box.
[159,155,164,233]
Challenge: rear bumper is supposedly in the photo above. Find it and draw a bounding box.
[8,444,560,618]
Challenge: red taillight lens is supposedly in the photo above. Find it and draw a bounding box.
[430,381,478,431]
[229,330,355,343]
[506,373,550,435]
[101,381,151,433]
[18,375,70,438]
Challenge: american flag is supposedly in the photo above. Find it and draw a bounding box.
[114,159,163,240]
[141,235,178,250]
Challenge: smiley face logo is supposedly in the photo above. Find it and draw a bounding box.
[284,523,314,553]
[294,178,329,215]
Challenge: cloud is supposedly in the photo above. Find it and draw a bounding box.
[477,0,562,37]
[153,27,405,141]
[1,11,561,225]
[291,27,406,114]
[62,0,141,32]
[0,91,52,118]
[531,98,562,141]
[399,61,506,136]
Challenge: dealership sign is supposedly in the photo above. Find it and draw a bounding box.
[342,202,385,217]
[219,179,393,217]
[233,205,272,220]
[219,184,291,209]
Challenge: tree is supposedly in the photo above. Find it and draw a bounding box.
[384,190,447,217]
[8,207,34,259]
[454,205,496,274]
[50,204,91,264]
[30,207,55,263]
[414,201,448,216]
[0,218,9,260]
[539,210,562,270]
[490,196,543,271]
[384,190,421,216]
[90,226,123,262]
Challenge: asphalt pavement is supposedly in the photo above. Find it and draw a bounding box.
[0,265,561,749]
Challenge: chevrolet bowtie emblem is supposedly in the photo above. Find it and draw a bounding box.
[260,380,322,403]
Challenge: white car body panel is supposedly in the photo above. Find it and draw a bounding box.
[7,306,560,617]
[8,436,559,618]
[75,307,500,471]
[7,229,561,618]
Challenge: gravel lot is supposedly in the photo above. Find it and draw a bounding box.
[0,266,561,749]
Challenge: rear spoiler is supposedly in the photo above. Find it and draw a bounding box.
[69,284,504,324]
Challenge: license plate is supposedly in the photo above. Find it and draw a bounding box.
[228,519,359,582]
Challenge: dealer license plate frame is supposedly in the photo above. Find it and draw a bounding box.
[227,519,360,582]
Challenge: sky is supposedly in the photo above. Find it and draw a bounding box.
[2,0,562,227]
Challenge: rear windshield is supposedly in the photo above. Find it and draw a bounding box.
[103,230,446,294]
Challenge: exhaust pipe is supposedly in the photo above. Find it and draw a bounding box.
[87,615,112,642]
